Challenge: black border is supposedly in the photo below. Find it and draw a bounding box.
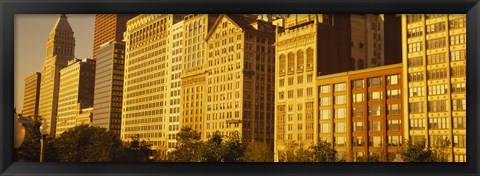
[1,0,479,175]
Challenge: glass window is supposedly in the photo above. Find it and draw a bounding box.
[353,121,363,132]
[320,97,330,106]
[388,136,402,146]
[353,107,364,117]
[335,108,346,119]
[335,95,346,105]
[353,93,364,103]
[320,109,330,120]
[368,106,381,116]
[369,121,382,131]
[369,91,383,101]
[387,75,400,85]
[453,117,466,129]
[387,104,400,115]
[387,89,400,99]
[334,83,346,92]
[352,80,363,89]
[335,122,346,133]
[369,136,383,147]
[320,85,330,93]
[453,135,466,148]
[320,123,330,133]
[335,136,346,147]
[388,120,401,131]
[368,77,381,87]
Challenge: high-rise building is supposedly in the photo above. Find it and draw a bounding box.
[122,14,186,153]
[316,64,403,162]
[166,21,184,152]
[22,72,41,117]
[204,14,276,145]
[402,14,466,162]
[274,14,352,161]
[181,14,219,140]
[92,14,137,59]
[56,58,96,136]
[38,14,76,137]
[92,41,126,135]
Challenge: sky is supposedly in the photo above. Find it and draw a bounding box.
[14,14,95,112]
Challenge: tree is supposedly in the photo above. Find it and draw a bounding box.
[278,141,311,162]
[170,127,203,162]
[15,116,41,162]
[309,140,338,162]
[401,140,437,162]
[118,136,155,162]
[220,132,244,162]
[243,141,274,162]
[432,137,450,162]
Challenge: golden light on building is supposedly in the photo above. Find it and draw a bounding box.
[22,72,41,118]
[93,14,137,59]
[402,14,466,162]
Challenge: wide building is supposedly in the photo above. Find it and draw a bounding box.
[181,14,219,140]
[122,14,186,153]
[56,58,96,136]
[402,14,466,162]
[38,14,76,137]
[22,72,41,117]
[92,14,137,59]
[204,14,276,145]
[92,41,126,134]
[274,14,352,161]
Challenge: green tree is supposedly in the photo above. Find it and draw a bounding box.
[119,136,155,162]
[243,141,273,162]
[309,140,338,162]
[279,141,311,162]
[401,140,437,162]
[220,132,244,162]
[170,127,203,162]
[15,116,41,162]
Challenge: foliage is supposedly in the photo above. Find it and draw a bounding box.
[118,136,156,162]
[309,140,338,162]
[170,127,203,162]
[401,140,437,162]
[431,138,450,162]
[15,116,41,162]
[278,140,339,162]
[243,141,274,162]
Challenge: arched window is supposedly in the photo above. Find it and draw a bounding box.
[297,50,304,70]
[279,54,286,74]
[288,52,295,72]
[307,48,314,69]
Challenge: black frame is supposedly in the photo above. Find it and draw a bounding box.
[1,0,479,175]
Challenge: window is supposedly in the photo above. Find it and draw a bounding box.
[388,120,401,131]
[297,89,303,98]
[369,91,382,101]
[451,83,466,93]
[335,136,346,147]
[368,77,381,87]
[320,97,330,106]
[426,37,446,50]
[453,117,466,129]
[428,84,448,95]
[352,80,363,89]
[320,109,330,120]
[353,122,363,132]
[334,83,346,92]
[409,102,424,113]
[410,118,426,130]
[369,136,383,147]
[388,136,402,146]
[408,42,422,53]
[408,56,423,67]
[452,99,466,111]
[410,135,426,144]
[409,87,425,97]
[408,72,424,82]
[451,66,466,77]
[279,79,285,87]
[335,108,346,119]
[427,100,448,112]
[288,78,294,85]
[352,107,363,117]
[320,123,330,133]
[353,136,364,147]
[407,27,423,38]
[427,69,447,79]
[387,104,400,115]
[279,92,285,100]
[369,121,382,131]
[387,89,400,99]
[429,135,448,147]
[353,93,364,103]
[450,34,466,45]
[307,74,313,82]
[451,50,466,61]
[387,75,400,85]
[407,14,422,23]
[426,22,446,34]
[335,95,346,105]
[288,90,294,99]
[320,85,330,93]
[297,76,303,84]
[454,135,466,148]
[335,122,346,133]
[427,53,446,65]
[449,17,466,30]
[307,87,313,97]
[428,117,449,129]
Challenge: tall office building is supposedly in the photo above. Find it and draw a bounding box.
[274,14,352,161]
[316,64,403,162]
[122,14,186,152]
[92,41,126,134]
[166,21,184,151]
[204,14,276,144]
[92,14,137,59]
[402,14,466,162]
[56,58,96,136]
[38,14,76,137]
[22,72,41,117]
[181,14,219,140]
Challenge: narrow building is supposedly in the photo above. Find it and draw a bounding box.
[22,72,41,118]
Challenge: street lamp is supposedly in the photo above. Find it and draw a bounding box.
[39,119,49,162]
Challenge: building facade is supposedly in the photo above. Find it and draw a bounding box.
[38,14,76,137]
[402,14,466,162]
[92,41,126,134]
[181,14,219,140]
[56,58,96,136]
[274,14,352,161]
[22,72,41,117]
[93,14,137,59]
[122,14,185,152]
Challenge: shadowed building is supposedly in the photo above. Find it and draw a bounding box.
[92,14,137,59]
[38,14,76,137]
[402,14,466,162]
[22,72,41,118]
[56,58,96,136]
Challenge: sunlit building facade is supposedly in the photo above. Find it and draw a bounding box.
[93,14,137,59]
[204,14,276,144]
[402,14,467,162]
[22,72,41,118]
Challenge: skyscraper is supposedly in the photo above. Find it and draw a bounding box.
[402,14,466,162]
[92,14,137,59]
[204,14,276,144]
[92,41,126,134]
[56,58,96,136]
[38,14,76,137]
[22,72,41,118]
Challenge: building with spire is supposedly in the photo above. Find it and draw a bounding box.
[38,14,76,137]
